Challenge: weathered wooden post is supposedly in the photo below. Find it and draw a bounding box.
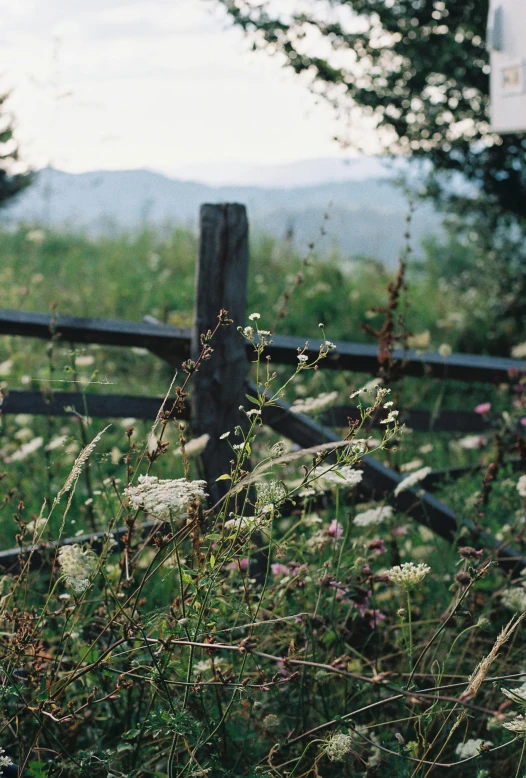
[191,203,250,505]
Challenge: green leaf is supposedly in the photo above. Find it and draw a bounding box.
[245,394,260,404]
[216,473,232,482]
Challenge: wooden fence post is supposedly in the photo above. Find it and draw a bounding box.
[191,203,250,505]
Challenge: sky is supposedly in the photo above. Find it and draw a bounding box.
[0,0,377,181]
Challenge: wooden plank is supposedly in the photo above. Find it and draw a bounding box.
[0,390,190,420]
[191,204,251,504]
[256,382,526,574]
[263,335,525,383]
[0,307,524,384]
[321,406,489,433]
[0,308,191,360]
[0,521,157,572]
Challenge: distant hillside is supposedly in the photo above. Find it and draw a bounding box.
[0,167,442,266]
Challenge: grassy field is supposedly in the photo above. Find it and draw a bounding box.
[0,223,525,778]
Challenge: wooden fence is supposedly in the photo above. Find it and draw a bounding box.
[1,202,525,573]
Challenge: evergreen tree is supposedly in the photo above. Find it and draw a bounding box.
[0,89,31,208]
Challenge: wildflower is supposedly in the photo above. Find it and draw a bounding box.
[474,402,491,415]
[454,435,487,450]
[325,732,356,762]
[353,505,393,528]
[320,466,363,489]
[455,739,492,759]
[76,354,95,367]
[242,326,254,339]
[400,459,424,473]
[328,520,343,539]
[0,748,13,775]
[248,312,260,321]
[291,391,338,415]
[246,409,261,417]
[271,440,287,457]
[224,515,261,532]
[438,343,452,357]
[271,563,290,576]
[124,475,207,520]
[58,544,98,594]
[407,330,430,350]
[45,434,68,452]
[380,410,399,425]
[10,436,44,462]
[297,354,308,363]
[502,715,526,734]
[502,686,526,703]
[501,584,526,612]
[262,714,280,731]
[517,475,526,498]
[256,481,287,513]
[394,466,432,497]
[386,562,431,589]
[174,433,210,458]
[219,431,231,440]
[511,342,526,359]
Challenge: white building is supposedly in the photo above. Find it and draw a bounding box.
[488,0,526,133]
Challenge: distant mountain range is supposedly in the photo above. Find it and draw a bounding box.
[0,162,444,266]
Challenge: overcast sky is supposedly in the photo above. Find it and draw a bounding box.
[0,0,378,179]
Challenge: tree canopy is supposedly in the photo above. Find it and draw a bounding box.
[0,90,31,208]
[217,0,526,219]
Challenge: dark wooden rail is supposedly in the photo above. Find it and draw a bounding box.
[0,308,523,383]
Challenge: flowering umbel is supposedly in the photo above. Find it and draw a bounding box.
[0,748,13,776]
[386,562,431,589]
[124,475,208,520]
[324,732,356,762]
[58,544,98,594]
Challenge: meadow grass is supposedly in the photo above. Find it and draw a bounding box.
[0,224,525,778]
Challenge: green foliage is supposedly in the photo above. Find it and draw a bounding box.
[0,89,31,207]
[217,0,526,220]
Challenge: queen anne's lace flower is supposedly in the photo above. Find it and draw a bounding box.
[124,475,207,520]
[502,715,526,734]
[319,467,363,489]
[394,466,432,497]
[324,732,356,762]
[256,481,287,513]
[291,391,339,415]
[455,738,492,759]
[387,562,431,589]
[0,748,13,776]
[353,505,393,527]
[502,686,526,703]
[501,584,526,612]
[58,544,98,593]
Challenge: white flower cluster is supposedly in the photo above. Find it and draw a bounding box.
[58,544,98,594]
[291,391,339,415]
[517,475,526,499]
[0,748,13,776]
[387,562,431,589]
[501,584,526,612]
[394,466,432,497]
[319,467,363,490]
[256,480,287,513]
[455,738,492,760]
[324,732,356,762]
[224,515,262,532]
[502,715,526,734]
[511,342,526,359]
[353,504,393,528]
[502,686,526,703]
[124,475,208,520]
[174,433,210,458]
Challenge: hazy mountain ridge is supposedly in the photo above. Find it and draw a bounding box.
[1,166,442,266]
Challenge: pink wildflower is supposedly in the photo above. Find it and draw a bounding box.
[271,563,289,577]
[328,520,344,539]
[474,402,491,415]
[521,418,526,427]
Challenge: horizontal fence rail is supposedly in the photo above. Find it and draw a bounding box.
[0,389,189,420]
[0,308,524,383]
